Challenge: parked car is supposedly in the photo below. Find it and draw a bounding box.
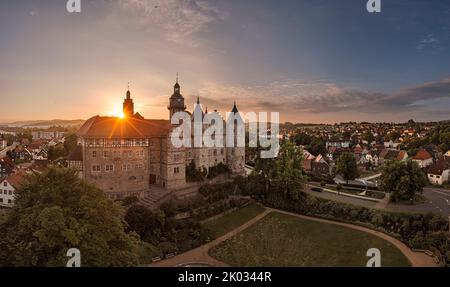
[311,187,323,192]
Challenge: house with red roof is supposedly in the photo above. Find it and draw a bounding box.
[427,158,449,185]
[412,150,433,168]
[0,171,26,207]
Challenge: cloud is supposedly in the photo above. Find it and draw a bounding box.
[191,77,450,118]
[118,0,227,45]
[417,33,441,50]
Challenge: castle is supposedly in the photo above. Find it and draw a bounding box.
[73,80,245,199]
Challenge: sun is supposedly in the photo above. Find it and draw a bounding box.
[109,106,125,119]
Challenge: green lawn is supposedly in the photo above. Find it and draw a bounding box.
[202,204,265,238]
[209,212,410,267]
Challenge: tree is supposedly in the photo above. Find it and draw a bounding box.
[254,152,276,196]
[388,130,401,141]
[273,141,305,200]
[363,131,375,144]
[48,143,68,161]
[380,160,427,203]
[310,138,326,156]
[16,130,32,143]
[64,133,78,155]
[335,152,359,184]
[0,167,140,267]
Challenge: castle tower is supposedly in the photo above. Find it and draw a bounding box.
[123,89,134,118]
[168,76,186,119]
[226,101,245,174]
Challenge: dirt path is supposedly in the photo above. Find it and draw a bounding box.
[150,207,439,267]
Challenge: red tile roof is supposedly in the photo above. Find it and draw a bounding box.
[413,150,432,161]
[3,171,27,189]
[76,116,171,139]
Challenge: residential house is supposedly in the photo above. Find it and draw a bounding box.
[326,140,351,149]
[310,154,330,175]
[31,131,65,140]
[0,139,6,150]
[423,144,442,162]
[402,129,415,136]
[0,171,26,207]
[0,156,14,177]
[67,145,83,177]
[427,159,449,185]
[412,150,433,168]
[445,150,450,159]
[379,149,408,165]
[10,146,32,162]
[383,140,401,149]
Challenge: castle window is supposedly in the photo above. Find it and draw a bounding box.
[103,151,108,158]
[174,167,180,174]
[92,151,97,158]
[92,165,101,172]
[105,164,114,172]
[122,164,131,171]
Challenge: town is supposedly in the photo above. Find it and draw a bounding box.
[1,0,450,272]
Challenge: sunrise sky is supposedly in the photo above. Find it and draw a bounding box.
[1,0,450,123]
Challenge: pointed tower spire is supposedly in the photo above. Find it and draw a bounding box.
[197,96,200,104]
[231,100,238,113]
[126,82,131,99]
[205,105,208,114]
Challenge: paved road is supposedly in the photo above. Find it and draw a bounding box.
[0,143,17,157]
[386,188,450,217]
[305,187,378,208]
[307,186,450,217]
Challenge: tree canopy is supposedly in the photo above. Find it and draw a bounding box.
[0,167,140,267]
[335,152,359,184]
[380,160,427,202]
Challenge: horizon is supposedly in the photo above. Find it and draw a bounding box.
[1,0,450,123]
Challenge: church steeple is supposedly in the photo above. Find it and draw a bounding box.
[123,86,134,118]
[168,75,186,119]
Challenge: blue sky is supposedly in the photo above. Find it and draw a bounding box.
[1,0,450,123]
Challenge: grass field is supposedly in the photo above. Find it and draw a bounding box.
[202,203,265,238]
[209,212,410,267]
